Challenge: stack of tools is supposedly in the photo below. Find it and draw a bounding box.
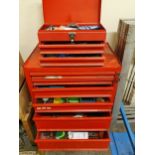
[24,0,121,151]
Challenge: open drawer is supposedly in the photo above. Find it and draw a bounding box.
[33,111,112,131]
[33,95,113,113]
[35,131,110,151]
[32,86,115,103]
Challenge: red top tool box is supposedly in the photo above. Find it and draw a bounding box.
[24,0,121,151]
[38,0,106,43]
[38,0,106,67]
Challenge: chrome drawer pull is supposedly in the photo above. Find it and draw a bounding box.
[44,76,62,79]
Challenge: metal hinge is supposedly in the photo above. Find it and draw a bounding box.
[116,73,120,82]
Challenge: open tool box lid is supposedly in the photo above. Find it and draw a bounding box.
[42,0,102,25]
[38,0,106,43]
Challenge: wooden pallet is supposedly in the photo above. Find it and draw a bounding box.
[22,105,34,142]
[19,151,37,155]
[19,81,31,120]
[117,105,135,123]
[19,53,25,90]
[19,52,34,142]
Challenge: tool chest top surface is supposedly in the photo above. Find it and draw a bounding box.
[24,43,121,72]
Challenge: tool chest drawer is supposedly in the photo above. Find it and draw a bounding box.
[30,70,116,77]
[33,92,113,113]
[31,73,115,85]
[32,87,114,103]
[38,24,106,43]
[39,56,105,67]
[39,43,105,67]
[33,102,113,113]
[39,42,105,49]
[33,111,112,131]
[32,85,114,94]
[32,76,114,86]
[35,131,110,151]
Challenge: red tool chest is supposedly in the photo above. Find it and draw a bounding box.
[24,43,121,151]
[24,0,121,151]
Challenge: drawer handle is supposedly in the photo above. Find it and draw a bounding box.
[69,32,76,43]
[45,76,62,79]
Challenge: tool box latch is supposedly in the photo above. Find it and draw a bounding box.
[69,32,76,43]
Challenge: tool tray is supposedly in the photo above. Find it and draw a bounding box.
[38,24,106,43]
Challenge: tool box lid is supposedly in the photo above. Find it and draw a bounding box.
[42,0,101,25]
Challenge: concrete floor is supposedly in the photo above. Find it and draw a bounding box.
[20,151,111,155]
[40,151,111,155]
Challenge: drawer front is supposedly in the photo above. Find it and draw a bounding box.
[30,70,116,77]
[39,57,105,67]
[33,102,113,113]
[38,30,106,42]
[40,62,104,67]
[33,112,112,131]
[39,43,105,67]
[39,43,105,50]
[33,91,113,113]
[35,131,110,151]
[32,88,114,102]
[32,74,115,86]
